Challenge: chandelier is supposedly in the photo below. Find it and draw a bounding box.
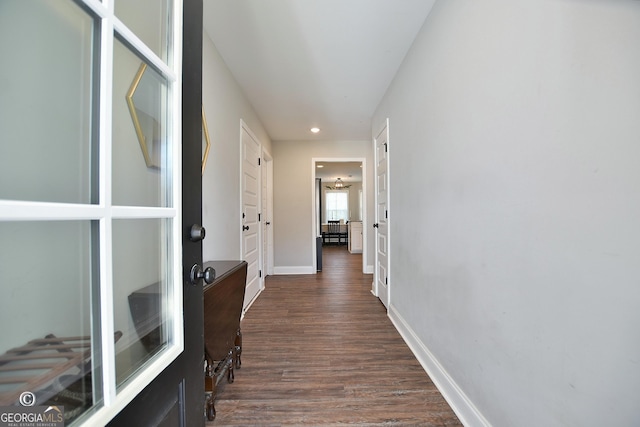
[326,178,351,190]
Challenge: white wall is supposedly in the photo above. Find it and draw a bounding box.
[272,140,373,271]
[202,33,272,261]
[373,1,640,426]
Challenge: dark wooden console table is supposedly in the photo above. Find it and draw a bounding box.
[203,260,247,421]
[128,261,247,421]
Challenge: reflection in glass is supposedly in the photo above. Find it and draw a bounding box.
[126,63,160,169]
[0,221,101,424]
[114,0,171,63]
[0,1,96,204]
[202,107,211,176]
[113,39,171,207]
[112,218,173,389]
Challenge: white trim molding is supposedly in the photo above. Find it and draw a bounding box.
[388,306,491,427]
[273,266,315,275]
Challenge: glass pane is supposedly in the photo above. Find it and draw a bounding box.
[114,0,171,63]
[0,221,101,424]
[112,39,171,207]
[0,1,97,204]
[112,218,173,388]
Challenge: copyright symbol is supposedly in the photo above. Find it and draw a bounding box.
[19,391,36,406]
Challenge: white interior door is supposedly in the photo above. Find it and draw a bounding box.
[374,120,390,309]
[241,123,261,311]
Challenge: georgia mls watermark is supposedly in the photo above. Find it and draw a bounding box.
[0,392,65,427]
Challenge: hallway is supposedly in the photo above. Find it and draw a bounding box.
[212,246,462,426]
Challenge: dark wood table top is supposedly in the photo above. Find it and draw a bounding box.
[203,260,246,288]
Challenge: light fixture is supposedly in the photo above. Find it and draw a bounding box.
[316,164,324,168]
[325,177,351,190]
[310,127,320,133]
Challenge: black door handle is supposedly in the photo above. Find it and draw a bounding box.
[266,222,271,225]
[189,224,206,242]
[189,264,216,285]
[242,225,250,231]
[373,223,379,228]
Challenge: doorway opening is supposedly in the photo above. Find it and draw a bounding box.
[312,158,367,274]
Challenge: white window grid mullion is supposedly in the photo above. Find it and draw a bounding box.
[111,206,177,219]
[0,201,105,221]
[78,0,107,18]
[98,215,115,404]
[113,18,176,83]
[98,0,117,408]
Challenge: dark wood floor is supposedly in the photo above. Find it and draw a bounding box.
[211,246,462,426]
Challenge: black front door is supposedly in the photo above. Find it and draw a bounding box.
[108,1,204,425]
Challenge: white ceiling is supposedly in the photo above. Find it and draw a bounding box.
[203,0,435,141]
[315,161,363,182]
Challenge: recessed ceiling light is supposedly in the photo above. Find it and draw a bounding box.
[310,127,320,133]
[317,164,324,168]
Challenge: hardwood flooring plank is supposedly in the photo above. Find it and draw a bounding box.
[211,246,461,426]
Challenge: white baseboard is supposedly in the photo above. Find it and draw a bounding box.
[273,266,315,275]
[365,265,374,274]
[388,306,490,427]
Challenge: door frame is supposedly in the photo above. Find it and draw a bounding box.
[373,118,390,309]
[261,150,274,277]
[311,157,368,274]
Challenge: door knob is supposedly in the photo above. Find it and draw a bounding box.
[190,264,216,285]
[242,225,250,231]
[373,223,379,228]
[189,224,206,242]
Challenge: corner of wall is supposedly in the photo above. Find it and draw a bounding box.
[388,306,491,427]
